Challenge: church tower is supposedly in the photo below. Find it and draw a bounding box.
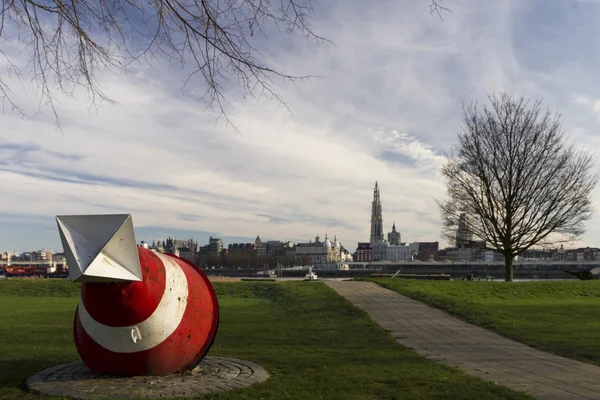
[370,182,384,245]
[387,221,401,245]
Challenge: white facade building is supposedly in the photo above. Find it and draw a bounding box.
[386,244,411,261]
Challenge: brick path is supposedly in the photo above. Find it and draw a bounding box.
[325,281,600,400]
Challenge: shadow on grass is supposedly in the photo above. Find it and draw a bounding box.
[0,357,79,400]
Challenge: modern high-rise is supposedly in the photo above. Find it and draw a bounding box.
[208,236,223,254]
[456,213,473,246]
[370,182,384,245]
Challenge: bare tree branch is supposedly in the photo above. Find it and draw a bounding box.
[0,1,450,130]
[0,0,329,129]
[438,92,599,281]
[429,0,451,20]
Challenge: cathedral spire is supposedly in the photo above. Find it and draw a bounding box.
[370,182,384,245]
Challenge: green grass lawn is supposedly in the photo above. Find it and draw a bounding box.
[0,279,532,400]
[374,278,600,366]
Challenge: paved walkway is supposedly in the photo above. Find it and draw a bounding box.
[325,281,600,400]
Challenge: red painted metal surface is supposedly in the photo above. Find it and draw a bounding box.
[73,246,219,376]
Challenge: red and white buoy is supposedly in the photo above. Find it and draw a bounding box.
[56,214,219,376]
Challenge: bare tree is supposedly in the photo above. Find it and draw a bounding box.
[0,0,450,128]
[438,93,598,281]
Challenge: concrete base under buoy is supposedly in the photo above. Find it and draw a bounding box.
[25,356,269,399]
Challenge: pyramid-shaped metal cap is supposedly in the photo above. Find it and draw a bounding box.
[56,214,143,283]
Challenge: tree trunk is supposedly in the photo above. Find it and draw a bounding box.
[504,255,514,282]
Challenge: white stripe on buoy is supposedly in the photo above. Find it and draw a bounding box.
[78,252,189,353]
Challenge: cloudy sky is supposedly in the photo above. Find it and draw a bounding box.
[2,0,600,253]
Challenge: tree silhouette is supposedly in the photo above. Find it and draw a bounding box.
[438,93,598,281]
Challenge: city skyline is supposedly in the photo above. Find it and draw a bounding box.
[0,182,425,253]
[3,1,600,252]
[0,206,409,254]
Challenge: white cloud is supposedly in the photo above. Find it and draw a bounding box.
[3,0,600,252]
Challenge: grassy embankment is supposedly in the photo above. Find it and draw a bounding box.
[0,279,533,400]
[374,278,600,366]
